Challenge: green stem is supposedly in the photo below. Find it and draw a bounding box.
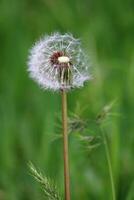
[101,127,116,200]
[61,90,70,200]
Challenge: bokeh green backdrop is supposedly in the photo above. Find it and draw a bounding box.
[0,0,134,199]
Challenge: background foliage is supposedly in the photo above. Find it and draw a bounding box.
[0,0,134,199]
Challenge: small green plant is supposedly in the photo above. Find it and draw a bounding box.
[29,162,62,200]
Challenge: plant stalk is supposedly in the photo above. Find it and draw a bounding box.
[101,127,116,200]
[61,90,70,200]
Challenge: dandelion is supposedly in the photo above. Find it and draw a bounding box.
[28,32,91,91]
[27,32,91,200]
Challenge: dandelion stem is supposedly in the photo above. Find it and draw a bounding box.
[101,127,116,200]
[61,90,70,200]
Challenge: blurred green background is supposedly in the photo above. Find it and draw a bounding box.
[0,0,134,199]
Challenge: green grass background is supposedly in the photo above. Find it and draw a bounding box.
[0,0,134,199]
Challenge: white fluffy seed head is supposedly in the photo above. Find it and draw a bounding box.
[27,32,92,91]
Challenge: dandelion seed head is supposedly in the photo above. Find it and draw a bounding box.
[28,32,91,91]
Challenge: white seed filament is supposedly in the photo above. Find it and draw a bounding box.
[58,56,70,63]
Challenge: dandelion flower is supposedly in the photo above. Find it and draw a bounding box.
[27,32,92,199]
[28,32,91,91]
